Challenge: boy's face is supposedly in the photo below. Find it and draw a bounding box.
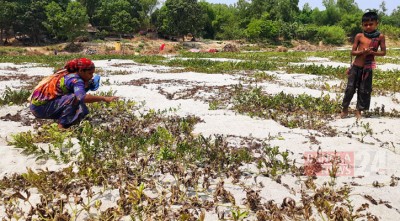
[362,20,378,33]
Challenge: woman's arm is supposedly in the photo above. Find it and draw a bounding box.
[68,75,118,104]
[84,94,119,103]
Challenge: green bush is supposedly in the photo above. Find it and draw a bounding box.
[317,25,346,45]
[95,30,109,40]
[245,19,279,42]
[215,23,244,40]
[245,19,263,41]
[296,24,319,42]
[380,24,400,40]
[338,13,363,40]
[279,21,298,40]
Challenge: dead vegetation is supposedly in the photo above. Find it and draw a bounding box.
[1,96,394,220]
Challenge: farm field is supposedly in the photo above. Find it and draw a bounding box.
[0,50,400,220]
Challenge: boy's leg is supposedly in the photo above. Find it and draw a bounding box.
[357,69,373,116]
[340,108,349,118]
[355,110,362,119]
[341,66,359,118]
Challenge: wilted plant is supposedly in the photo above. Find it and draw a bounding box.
[0,53,388,220]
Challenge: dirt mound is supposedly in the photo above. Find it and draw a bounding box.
[222,44,239,52]
[276,46,288,52]
[64,43,83,52]
[290,40,339,51]
[291,40,318,51]
[141,44,177,55]
[292,44,317,51]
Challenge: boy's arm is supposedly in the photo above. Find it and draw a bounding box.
[373,34,386,56]
[351,34,365,56]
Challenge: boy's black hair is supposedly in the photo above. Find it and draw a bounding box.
[362,11,379,22]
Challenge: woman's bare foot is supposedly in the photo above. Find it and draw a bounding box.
[58,123,66,129]
[355,110,362,119]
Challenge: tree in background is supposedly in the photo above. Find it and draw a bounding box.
[77,0,101,23]
[235,0,252,29]
[320,0,341,25]
[151,7,167,33]
[199,2,216,39]
[138,0,159,29]
[245,13,279,42]
[93,0,143,34]
[93,0,130,30]
[210,4,242,40]
[111,11,137,37]
[239,0,299,23]
[338,12,362,40]
[14,0,53,45]
[43,1,88,42]
[337,0,359,14]
[387,6,400,27]
[155,0,204,40]
[377,1,388,24]
[272,0,299,22]
[238,0,299,42]
[296,24,319,42]
[0,0,17,44]
[380,5,400,40]
[297,3,313,24]
[2,0,400,46]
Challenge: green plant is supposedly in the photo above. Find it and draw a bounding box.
[0,55,385,220]
[231,85,341,134]
[9,123,74,162]
[208,100,220,110]
[8,131,44,157]
[358,121,373,143]
[285,64,347,79]
[253,71,277,82]
[231,206,249,221]
[0,87,31,106]
[258,144,292,178]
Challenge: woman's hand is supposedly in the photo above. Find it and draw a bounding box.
[103,96,119,103]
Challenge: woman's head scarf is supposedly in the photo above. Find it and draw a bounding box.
[65,58,95,72]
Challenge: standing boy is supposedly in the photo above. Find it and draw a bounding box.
[340,11,386,119]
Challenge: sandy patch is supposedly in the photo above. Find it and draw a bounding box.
[1,59,400,220]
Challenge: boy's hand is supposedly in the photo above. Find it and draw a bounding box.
[362,48,371,54]
[103,96,119,103]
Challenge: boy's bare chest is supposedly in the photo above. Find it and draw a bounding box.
[358,36,373,49]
